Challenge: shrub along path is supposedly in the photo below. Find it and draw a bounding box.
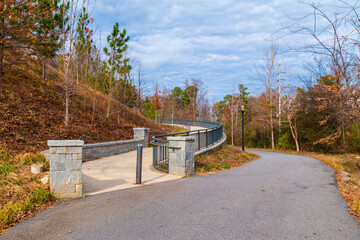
[2,150,360,239]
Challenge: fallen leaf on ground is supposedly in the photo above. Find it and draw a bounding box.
[58,234,62,237]
[339,228,343,231]
[39,218,44,220]
[68,230,72,234]
[313,232,317,235]
[261,189,265,192]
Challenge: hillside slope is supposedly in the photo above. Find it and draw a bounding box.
[0,62,166,155]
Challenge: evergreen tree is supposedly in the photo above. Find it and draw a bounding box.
[33,0,67,81]
[103,23,129,119]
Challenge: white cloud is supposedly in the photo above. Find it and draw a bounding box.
[91,0,359,101]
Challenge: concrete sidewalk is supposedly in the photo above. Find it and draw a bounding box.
[82,125,207,195]
[82,148,181,195]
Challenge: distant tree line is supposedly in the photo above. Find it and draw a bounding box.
[214,1,360,154]
[142,78,211,121]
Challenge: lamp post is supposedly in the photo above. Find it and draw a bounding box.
[241,105,245,151]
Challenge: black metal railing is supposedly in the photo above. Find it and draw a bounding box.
[151,119,223,173]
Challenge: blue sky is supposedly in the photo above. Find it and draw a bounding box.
[90,0,347,102]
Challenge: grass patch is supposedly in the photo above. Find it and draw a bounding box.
[195,145,259,174]
[0,150,54,235]
[0,163,16,176]
[21,152,49,171]
[0,187,53,227]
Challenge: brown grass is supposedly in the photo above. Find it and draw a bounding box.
[0,151,54,235]
[195,145,259,174]
[0,59,169,155]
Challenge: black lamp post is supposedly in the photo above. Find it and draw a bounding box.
[241,105,245,151]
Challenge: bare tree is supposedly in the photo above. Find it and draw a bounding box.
[133,60,148,113]
[60,0,94,128]
[284,0,360,144]
[282,85,300,151]
[255,41,280,150]
[190,78,209,120]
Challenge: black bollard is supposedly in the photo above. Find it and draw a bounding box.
[136,144,143,184]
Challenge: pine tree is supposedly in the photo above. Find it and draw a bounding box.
[103,23,129,119]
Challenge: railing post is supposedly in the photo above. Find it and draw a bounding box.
[205,129,208,148]
[198,130,200,150]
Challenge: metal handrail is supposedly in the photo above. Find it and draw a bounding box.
[151,118,223,172]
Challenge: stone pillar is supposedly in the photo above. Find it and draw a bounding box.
[47,140,84,198]
[133,128,149,147]
[168,136,195,177]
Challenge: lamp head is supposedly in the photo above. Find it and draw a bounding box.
[241,105,245,111]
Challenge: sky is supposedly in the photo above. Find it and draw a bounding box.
[90,0,351,102]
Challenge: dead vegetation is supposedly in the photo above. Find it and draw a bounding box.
[0,151,54,234]
[0,60,168,155]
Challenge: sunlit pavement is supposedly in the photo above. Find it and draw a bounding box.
[82,148,182,195]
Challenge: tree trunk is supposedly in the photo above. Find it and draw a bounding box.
[289,118,299,152]
[0,14,4,77]
[106,86,112,119]
[91,82,97,124]
[270,110,274,150]
[122,81,126,116]
[65,88,69,128]
[42,58,46,82]
[0,53,3,77]
[231,110,234,146]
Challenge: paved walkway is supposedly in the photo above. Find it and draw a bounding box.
[3,150,360,240]
[82,125,206,195]
[82,148,181,195]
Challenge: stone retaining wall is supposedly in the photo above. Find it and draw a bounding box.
[82,139,143,162]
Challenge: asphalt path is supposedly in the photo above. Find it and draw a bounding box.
[2,150,360,240]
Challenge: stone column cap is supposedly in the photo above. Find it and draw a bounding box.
[167,136,195,141]
[48,140,84,147]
